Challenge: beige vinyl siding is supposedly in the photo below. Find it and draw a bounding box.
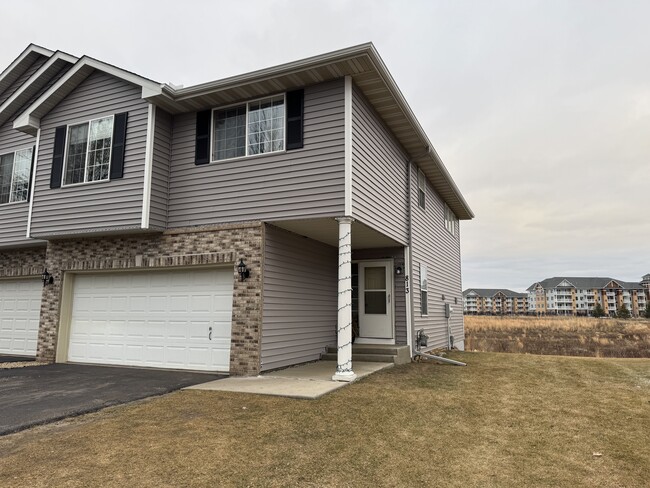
[261,224,337,371]
[0,56,48,107]
[411,164,463,349]
[352,247,408,344]
[166,79,345,227]
[351,84,409,245]
[149,108,172,229]
[30,70,148,237]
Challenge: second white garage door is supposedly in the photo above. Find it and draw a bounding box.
[0,278,42,356]
[67,268,234,372]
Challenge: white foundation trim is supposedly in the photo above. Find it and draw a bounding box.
[344,75,353,216]
[26,128,41,238]
[141,103,156,229]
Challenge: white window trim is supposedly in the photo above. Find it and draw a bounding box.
[417,168,425,209]
[0,146,33,206]
[420,263,428,317]
[209,92,287,163]
[61,115,114,188]
[444,204,457,236]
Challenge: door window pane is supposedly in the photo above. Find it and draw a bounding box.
[364,267,386,290]
[365,291,387,314]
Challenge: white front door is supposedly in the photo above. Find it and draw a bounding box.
[358,261,394,340]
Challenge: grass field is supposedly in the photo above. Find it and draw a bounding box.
[465,315,650,357]
[1,352,648,487]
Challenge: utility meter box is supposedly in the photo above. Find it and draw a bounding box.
[445,303,453,318]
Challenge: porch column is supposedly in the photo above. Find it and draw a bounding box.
[332,216,356,382]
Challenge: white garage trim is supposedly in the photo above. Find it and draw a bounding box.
[56,266,235,372]
[0,277,42,357]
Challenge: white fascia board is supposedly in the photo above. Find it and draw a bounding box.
[13,56,164,133]
[167,42,375,100]
[0,51,78,119]
[0,44,54,89]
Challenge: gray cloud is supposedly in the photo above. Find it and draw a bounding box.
[2,0,648,290]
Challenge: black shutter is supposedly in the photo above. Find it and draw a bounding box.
[27,145,35,201]
[110,112,128,179]
[195,110,211,165]
[50,126,67,189]
[286,89,304,150]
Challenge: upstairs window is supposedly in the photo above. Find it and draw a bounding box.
[0,148,33,204]
[444,204,457,235]
[420,263,428,316]
[212,95,285,161]
[63,116,114,185]
[417,168,425,209]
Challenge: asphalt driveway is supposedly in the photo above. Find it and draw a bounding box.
[0,364,224,435]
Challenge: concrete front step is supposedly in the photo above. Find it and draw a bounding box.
[321,353,397,363]
[322,344,411,365]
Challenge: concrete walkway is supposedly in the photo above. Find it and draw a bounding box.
[186,361,392,399]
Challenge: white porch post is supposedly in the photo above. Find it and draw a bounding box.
[332,216,356,382]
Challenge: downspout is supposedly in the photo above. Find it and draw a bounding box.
[406,148,430,357]
[414,350,466,366]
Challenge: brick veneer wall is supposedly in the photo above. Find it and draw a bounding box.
[0,246,47,278]
[38,222,264,375]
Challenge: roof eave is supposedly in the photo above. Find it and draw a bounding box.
[158,43,474,220]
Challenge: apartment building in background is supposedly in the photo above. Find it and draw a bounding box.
[463,289,528,315]
[527,276,649,317]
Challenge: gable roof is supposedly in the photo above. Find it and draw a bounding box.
[9,43,473,220]
[463,288,527,298]
[0,44,53,98]
[13,55,164,136]
[0,51,77,127]
[526,277,645,291]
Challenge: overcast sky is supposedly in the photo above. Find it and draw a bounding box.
[2,1,648,291]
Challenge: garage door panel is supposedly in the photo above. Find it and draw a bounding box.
[68,268,234,372]
[0,279,41,356]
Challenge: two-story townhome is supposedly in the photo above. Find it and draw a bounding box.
[0,43,473,379]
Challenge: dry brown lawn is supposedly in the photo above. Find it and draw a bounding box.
[1,352,649,487]
[465,316,650,357]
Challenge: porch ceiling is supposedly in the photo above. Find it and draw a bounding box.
[269,218,403,249]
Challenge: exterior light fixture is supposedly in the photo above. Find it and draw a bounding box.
[42,268,54,286]
[395,266,403,276]
[237,259,250,281]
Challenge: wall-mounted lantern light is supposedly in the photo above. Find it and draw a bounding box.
[237,259,250,282]
[395,266,403,276]
[42,268,54,286]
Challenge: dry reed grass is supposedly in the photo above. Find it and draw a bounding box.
[464,315,650,358]
[465,315,650,332]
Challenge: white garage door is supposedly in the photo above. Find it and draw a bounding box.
[67,268,234,372]
[0,278,41,356]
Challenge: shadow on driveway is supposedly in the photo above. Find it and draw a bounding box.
[0,364,224,435]
[0,355,35,363]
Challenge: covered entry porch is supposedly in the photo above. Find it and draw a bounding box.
[263,216,411,381]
